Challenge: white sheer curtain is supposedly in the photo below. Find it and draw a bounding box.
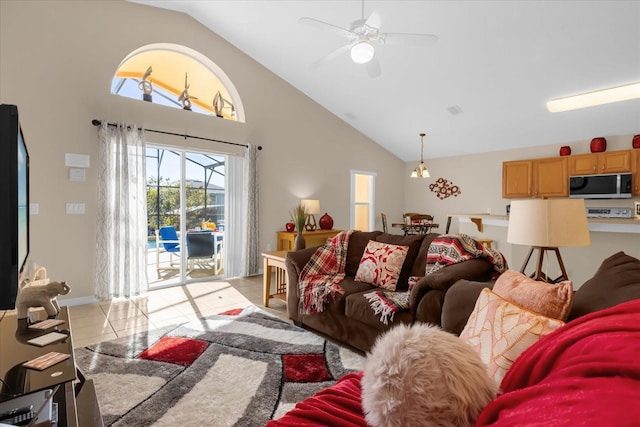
[244,144,260,276]
[225,144,259,277]
[95,122,148,299]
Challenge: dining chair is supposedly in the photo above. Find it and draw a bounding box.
[381,213,388,233]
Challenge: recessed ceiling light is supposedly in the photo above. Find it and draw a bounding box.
[547,82,640,112]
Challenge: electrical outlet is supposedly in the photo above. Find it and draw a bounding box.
[266,243,272,251]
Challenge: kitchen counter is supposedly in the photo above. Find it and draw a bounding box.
[446,213,640,234]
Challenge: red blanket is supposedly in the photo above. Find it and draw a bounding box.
[265,373,367,427]
[476,298,640,426]
[266,299,640,426]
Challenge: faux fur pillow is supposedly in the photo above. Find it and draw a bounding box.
[355,240,409,291]
[492,269,573,321]
[460,288,565,384]
[362,323,497,427]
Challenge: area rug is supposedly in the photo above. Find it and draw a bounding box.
[74,306,365,426]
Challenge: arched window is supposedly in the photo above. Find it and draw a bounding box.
[111,43,244,122]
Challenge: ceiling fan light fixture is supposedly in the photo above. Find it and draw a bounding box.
[350,41,374,64]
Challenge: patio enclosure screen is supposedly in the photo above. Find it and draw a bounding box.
[146,146,226,287]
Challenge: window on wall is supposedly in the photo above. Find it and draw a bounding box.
[111,43,244,122]
[351,171,376,231]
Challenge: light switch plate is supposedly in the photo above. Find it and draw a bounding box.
[30,203,39,215]
[69,168,86,182]
[65,153,90,168]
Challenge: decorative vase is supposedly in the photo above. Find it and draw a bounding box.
[633,134,640,149]
[294,232,306,250]
[285,221,295,232]
[319,213,334,230]
[559,146,571,156]
[590,137,607,153]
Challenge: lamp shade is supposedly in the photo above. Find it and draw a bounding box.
[507,199,591,247]
[301,199,320,215]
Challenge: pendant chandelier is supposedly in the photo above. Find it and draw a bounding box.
[410,133,430,178]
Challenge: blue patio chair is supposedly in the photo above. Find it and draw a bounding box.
[156,226,181,275]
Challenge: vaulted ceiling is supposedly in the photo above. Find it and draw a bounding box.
[131,0,640,161]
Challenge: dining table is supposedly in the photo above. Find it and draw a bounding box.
[391,220,440,235]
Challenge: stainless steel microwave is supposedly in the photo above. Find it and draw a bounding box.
[569,173,632,199]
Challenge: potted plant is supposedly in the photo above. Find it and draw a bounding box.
[290,204,307,250]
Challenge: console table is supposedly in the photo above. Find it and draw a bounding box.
[262,250,289,307]
[276,229,342,251]
[0,307,102,426]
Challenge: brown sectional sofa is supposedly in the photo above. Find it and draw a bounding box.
[285,230,497,353]
[269,250,640,427]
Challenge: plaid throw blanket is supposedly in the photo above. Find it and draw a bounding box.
[299,230,354,314]
[425,233,507,278]
[365,234,508,324]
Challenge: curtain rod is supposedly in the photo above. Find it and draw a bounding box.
[91,119,262,150]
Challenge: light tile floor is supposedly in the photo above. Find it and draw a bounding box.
[68,275,289,348]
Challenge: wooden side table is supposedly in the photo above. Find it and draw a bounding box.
[276,229,342,251]
[262,250,289,307]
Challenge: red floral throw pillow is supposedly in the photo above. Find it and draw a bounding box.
[355,240,409,291]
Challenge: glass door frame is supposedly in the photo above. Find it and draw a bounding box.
[146,144,226,289]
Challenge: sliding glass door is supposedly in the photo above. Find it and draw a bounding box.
[146,146,226,288]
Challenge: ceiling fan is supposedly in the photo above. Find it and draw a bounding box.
[299,1,438,78]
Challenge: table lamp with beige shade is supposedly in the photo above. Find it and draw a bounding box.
[507,198,591,283]
[301,199,320,231]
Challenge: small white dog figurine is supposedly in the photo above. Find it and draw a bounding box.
[16,280,71,319]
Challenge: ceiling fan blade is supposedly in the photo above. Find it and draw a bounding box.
[364,8,382,29]
[310,43,352,68]
[299,17,353,39]
[366,55,381,78]
[382,32,438,47]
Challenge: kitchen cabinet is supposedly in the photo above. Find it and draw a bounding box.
[569,150,631,175]
[502,160,532,198]
[632,149,640,196]
[502,157,568,198]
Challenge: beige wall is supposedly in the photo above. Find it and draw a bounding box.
[0,0,405,304]
[404,135,640,287]
[1,1,637,303]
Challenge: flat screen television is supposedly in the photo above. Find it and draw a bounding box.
[0,104,30,311]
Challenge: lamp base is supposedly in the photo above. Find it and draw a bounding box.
[304,214,317,231]
[519,246,568,283]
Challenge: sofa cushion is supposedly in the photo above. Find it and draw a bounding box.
[345,231,383,277]
[493,270,574,321]
[322,278,376,314]
[415,258,494,292]
[355,240,409,290]
[409,234,439,278]
[376,233,427,291]
[460,288,565,384]
[569,251,640,321]
[345,291,412,328]
[441,280,495,335]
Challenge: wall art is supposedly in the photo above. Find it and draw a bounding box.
[429,178,461,200]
